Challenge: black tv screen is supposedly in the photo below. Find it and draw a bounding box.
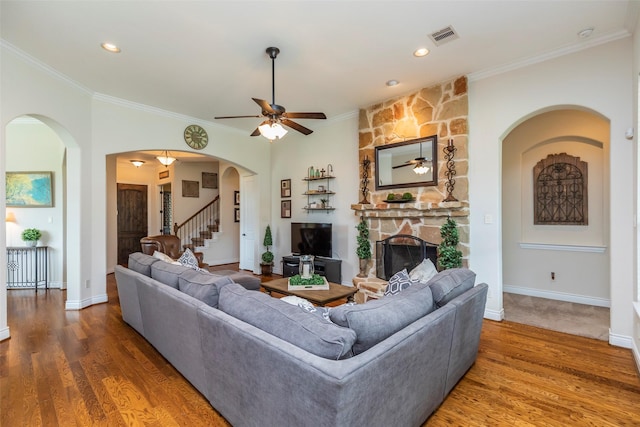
[291,222,332,258]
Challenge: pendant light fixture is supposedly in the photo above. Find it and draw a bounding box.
[156,150,176,167]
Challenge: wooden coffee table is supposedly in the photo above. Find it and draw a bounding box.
[261,277,357,306]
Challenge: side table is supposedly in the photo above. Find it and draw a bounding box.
[6,246,49,292]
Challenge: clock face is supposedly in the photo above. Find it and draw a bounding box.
[184,125,208,150]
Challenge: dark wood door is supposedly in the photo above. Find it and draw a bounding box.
[117,183,148,265]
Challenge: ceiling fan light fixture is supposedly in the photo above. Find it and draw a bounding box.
[130,160,145,168]
[259,122,288,140]
[413,162,430,175]
[156,151,176,166]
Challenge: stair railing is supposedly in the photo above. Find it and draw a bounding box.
[174,195,220,250]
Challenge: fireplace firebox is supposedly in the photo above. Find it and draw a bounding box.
[376,234,438,280]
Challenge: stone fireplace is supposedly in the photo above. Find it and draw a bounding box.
[351,76,469,302]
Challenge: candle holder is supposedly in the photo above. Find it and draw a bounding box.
[299,255,315,279]
[359,155,371,204]
[443,139,458,202]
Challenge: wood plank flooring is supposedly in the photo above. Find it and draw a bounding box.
[1,272,639,426]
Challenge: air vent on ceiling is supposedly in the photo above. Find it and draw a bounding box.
[428,25,459,46]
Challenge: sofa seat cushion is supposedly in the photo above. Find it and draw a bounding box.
[128,252,159,277]
[178,269,235,308]
[218,284,356,360]
[150,261,192,289]
[427,268,476,308]
[330,283,434,355]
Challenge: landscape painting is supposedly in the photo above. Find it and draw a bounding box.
[6,172,53,207]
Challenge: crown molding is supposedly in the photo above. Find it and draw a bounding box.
[1,39,93,95]
[468,29,631,82]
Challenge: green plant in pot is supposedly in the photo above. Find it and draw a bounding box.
[356,217,372,277]
[21,228,42,247]
[438,217,462,270]
[260,225,274,276]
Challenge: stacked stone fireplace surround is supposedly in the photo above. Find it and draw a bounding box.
[351,76,470,303]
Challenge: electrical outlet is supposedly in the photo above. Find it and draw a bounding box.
[85,279,90,288]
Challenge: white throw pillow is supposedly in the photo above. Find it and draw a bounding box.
[153,250,180,264]
[409,258,438,283]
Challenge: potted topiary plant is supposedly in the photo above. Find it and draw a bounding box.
[260,225,274,276]
[438,217,462,270]
[21,228,42,247]
[356,217,372,277]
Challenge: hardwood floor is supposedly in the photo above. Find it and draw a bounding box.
[2,273,639,426]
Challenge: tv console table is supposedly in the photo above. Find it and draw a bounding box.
[281,255,342,284]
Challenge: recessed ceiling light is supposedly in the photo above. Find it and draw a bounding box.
[101,42,121,53]
[578,28,594,39]
[386,80,399,87]
[413,48,430,57]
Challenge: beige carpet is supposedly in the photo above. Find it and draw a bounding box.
[503,293,609,341]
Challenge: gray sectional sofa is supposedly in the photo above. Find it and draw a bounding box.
[115,252,488,427]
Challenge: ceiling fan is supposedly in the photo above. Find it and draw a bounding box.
[392,141,431,175]
[214,47,326,140]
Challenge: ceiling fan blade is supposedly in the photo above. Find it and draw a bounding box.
[283,112,327,120]
[250,127,261,137]
[214,115,261,119]
[281,118,313,135]
[252,98,275,115]
[392,163,415,169]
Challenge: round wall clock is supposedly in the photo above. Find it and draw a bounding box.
[184,125,208,150]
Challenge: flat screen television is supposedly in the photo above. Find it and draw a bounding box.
[291,222,332,258]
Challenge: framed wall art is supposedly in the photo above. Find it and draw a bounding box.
[159,170,170,179]
[281,200,291,218]
[234,190,240,205]
[234,207,240,222]
[182,180,199,198]
[281,179,291,198]
[6,171,53,207]
[202,172,218,189]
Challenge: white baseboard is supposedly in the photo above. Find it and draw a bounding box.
[503,285,610,308]
[609,329,632,349]
[65,293,108,310]
[207,258,239,266]
[484,307,504,321]
[632,337,640,374]
[0,326,10,341]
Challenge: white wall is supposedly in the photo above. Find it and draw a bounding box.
[469,37,634,345]
[270,114,359,285]
[502,109,609,305]
[5,118,66,288]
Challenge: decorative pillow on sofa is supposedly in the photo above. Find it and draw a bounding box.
[427,268,476,308]
[128,252,159,277]
[153,250,180,265]
[330,284,434,355]
[219,284,357,360]
[178,248,207,272]
[409,258,438,283]
[178,270,234,308]
[384,269,413,296]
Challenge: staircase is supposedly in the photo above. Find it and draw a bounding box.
[174,196,220,252]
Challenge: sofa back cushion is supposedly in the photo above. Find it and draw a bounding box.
[218,283,357,360]
[150,261,191,289]
[329,283,434,355]
[128,252,159,277]
[178,269,234,308]
[427,268,476,308]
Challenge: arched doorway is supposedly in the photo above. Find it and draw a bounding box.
[501,108,610,339]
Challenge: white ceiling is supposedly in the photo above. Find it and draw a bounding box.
[1,1,636,140]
